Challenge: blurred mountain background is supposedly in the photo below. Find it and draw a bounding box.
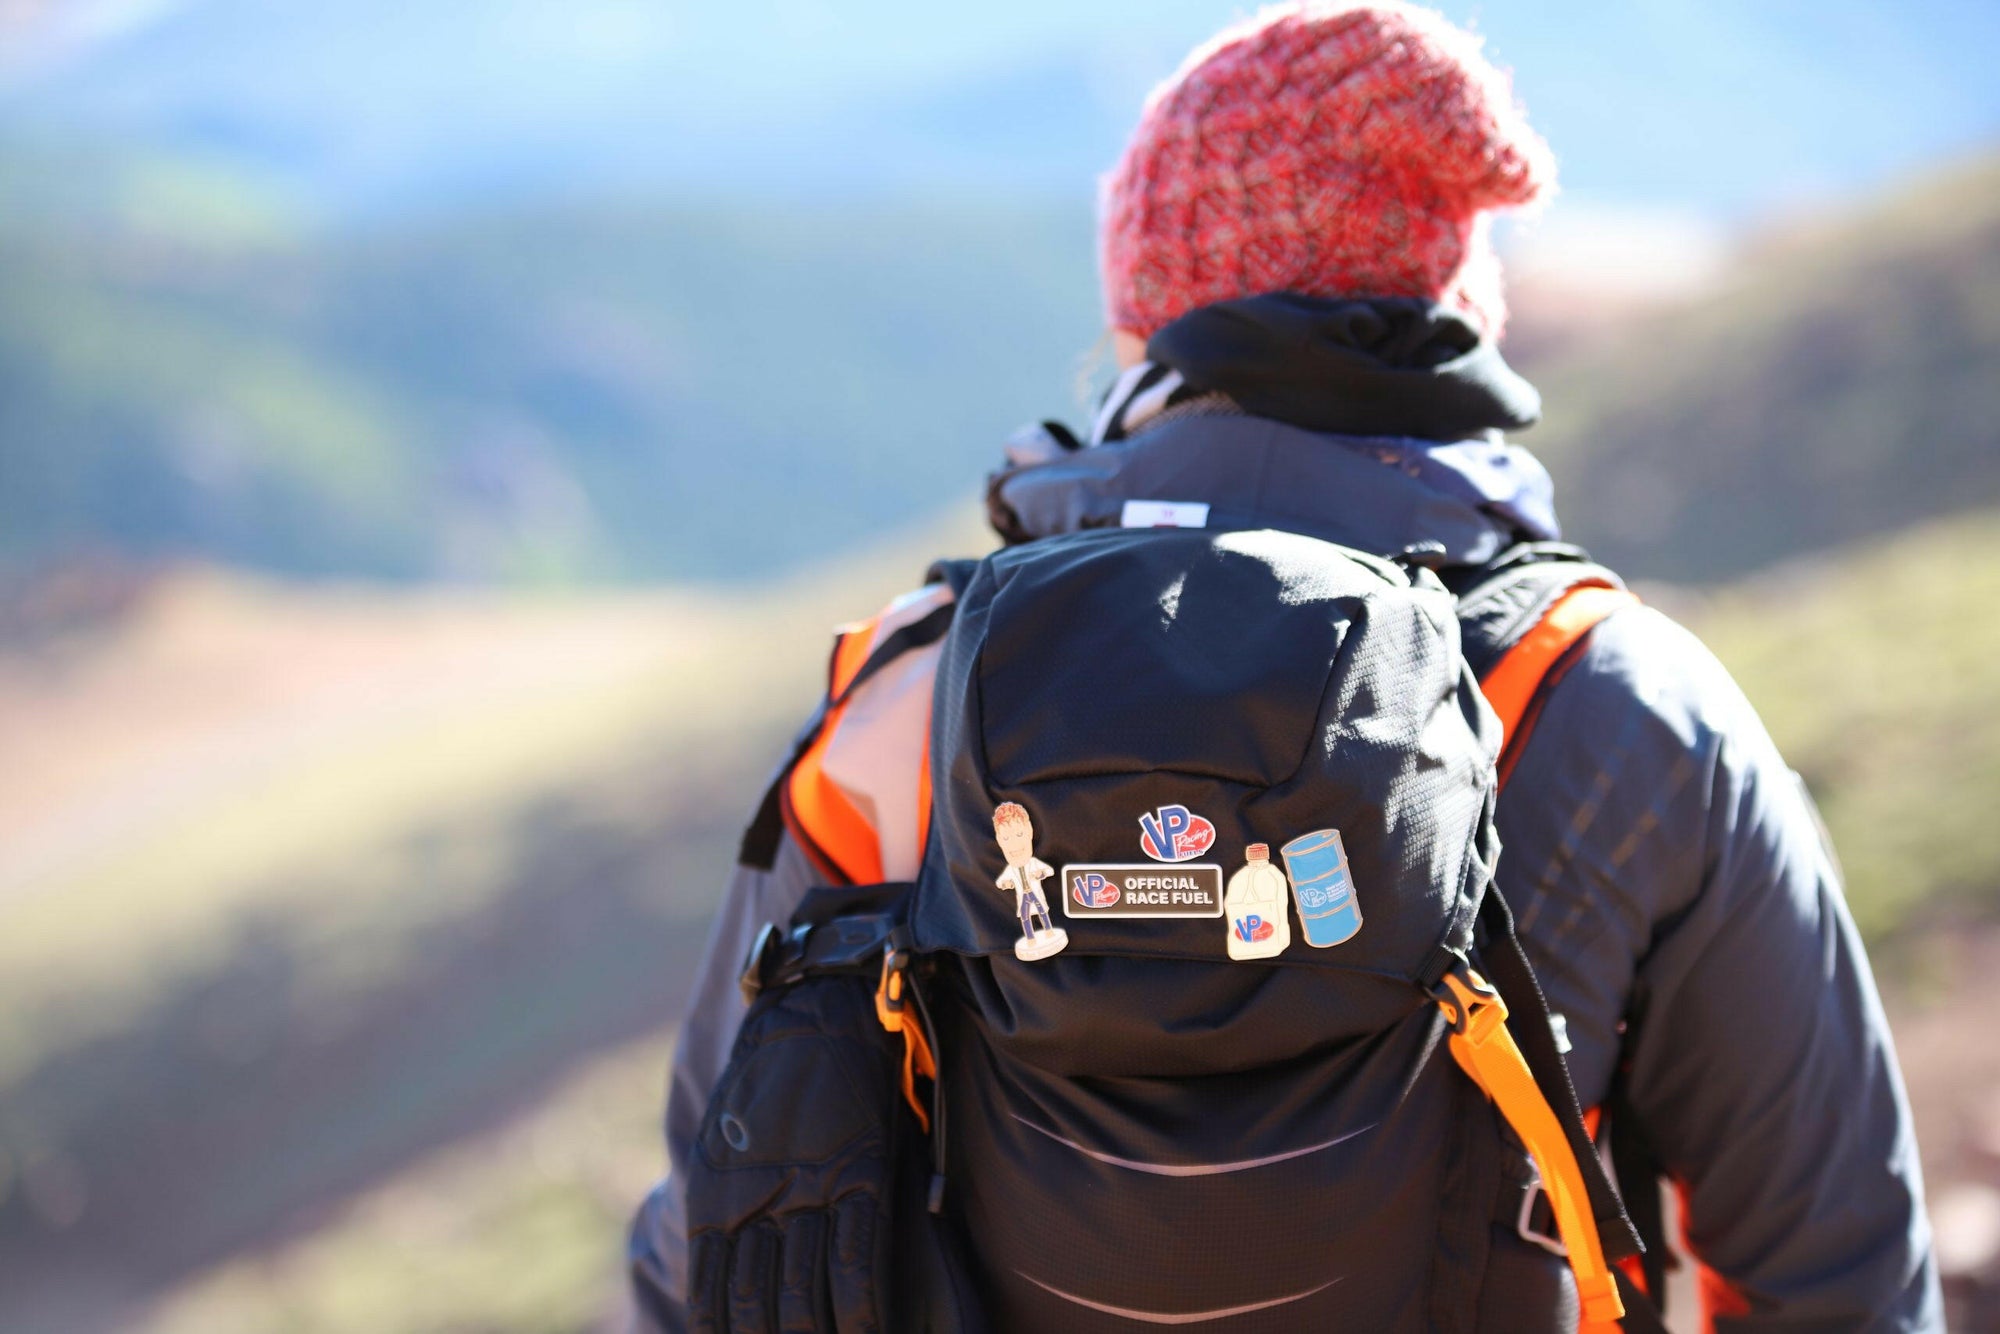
[1,2,1998,1331]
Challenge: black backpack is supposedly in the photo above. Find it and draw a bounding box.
[688,529,1657,1333]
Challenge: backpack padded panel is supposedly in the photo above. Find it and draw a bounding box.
[935,980,1493,1334]
[917,526,1497,986]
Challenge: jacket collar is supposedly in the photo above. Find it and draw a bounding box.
[1147,294,1542,441]
[989,410,1549,569]
[985,293,1558,566]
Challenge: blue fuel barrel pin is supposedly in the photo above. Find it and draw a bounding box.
[1279,829,1363,948]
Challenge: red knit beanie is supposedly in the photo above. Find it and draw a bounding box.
[1100,1,1554,340]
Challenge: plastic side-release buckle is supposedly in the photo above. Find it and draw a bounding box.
[874,944,912,1034]
[1430,964,1508,1046]
[874,943,938,1134]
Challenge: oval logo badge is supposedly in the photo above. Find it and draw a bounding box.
[1138,804,1217,863]
[1072,872,1122,909]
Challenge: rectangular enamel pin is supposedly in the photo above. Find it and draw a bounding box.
[1061,865,1224,918]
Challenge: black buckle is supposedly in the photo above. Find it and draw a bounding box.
[740,914,902,1006]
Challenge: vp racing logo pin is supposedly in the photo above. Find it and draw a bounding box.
[1137,804,1216,863]
[1071,872,1122,909]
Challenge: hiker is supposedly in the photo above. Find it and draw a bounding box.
[630,3,1941,1330]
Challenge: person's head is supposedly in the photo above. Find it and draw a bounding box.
[992,802,1036,863]
[1101,1,1553,365]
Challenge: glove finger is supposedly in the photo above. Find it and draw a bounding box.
[826,1194,884,1334]
[777,1210,832,1333]
[688,1232,731,1334]
[729,1220,781,1334]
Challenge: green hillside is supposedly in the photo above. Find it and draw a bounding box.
[0,136,1097,584]
[1530,155,2000,584]
[9,136,1998,591]
[0,246,434,577]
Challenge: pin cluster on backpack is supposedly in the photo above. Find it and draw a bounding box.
[989,800,1363,962]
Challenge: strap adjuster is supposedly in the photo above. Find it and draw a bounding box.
[738,921,780,1005]
[1517,1178,1568,1257]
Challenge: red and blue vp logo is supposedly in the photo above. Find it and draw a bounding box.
[1137,805,1216,863]
[1233,914,1275,944]
[1072,872,1122,909]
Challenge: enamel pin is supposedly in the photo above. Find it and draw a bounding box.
[1060,865,1223,919]
[993,802,1068,961]
[1137,804,1217,863]
[1279,829,1363,948]
[1223,842,1292,960]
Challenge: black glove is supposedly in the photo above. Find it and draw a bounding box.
[686,975,904,1334]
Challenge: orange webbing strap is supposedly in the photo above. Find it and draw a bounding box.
[785,615,887,885]
[1436,970,1627,1332]
[1479,583,1640,750]
[875,949,937,1131]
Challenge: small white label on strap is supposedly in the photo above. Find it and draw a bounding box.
[1121,499,1210,529]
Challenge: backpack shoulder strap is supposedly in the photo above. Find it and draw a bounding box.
[1435,881,1656,1332]
[1454,544,1640,788]
[737,574,960,879]
[1453,546,1667,1329]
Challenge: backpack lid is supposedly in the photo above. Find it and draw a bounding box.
[916,525,1497,986]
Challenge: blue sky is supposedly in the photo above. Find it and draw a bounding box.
[5,0,1998,223]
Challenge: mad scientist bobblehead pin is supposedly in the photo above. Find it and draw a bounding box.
[1280,829,1363,948]
[992,802,1069,961]
[1223,843,1292,960]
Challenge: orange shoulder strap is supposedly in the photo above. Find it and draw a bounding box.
[782,591,952,885]
[1468,576,1643,1330]
[1436,970,1627,1331]
[1479,582,1638,783]
[783,614,889,885]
